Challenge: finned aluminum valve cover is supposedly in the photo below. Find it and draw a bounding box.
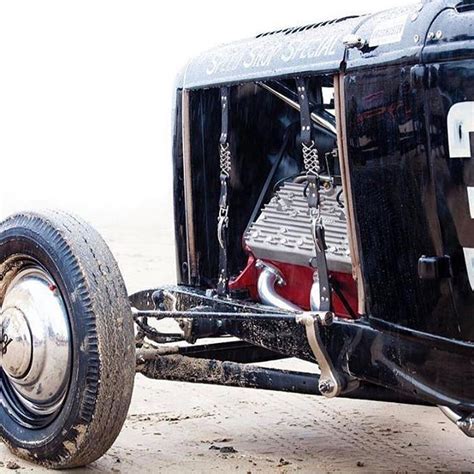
[245,181,351,273]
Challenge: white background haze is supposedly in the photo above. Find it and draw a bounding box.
[0,0,413,221]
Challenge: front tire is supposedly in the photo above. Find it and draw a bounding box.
[0,210,135,468]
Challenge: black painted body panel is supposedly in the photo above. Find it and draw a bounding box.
[425,59,474,341]
[344,65,461,338]
[182,16,363,89]
[422,5,474,64]
[345,1,446,71]
[343,6,474,342]
[181,1,470,89]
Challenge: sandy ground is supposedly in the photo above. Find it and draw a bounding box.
[1,208,474,472]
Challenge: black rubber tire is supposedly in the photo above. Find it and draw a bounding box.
[0,210,135,468]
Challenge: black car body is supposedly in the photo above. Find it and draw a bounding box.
[149,0,474,433]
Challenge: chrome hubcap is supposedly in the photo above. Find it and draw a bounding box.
[1,267,71,416]
[2,307,32,378]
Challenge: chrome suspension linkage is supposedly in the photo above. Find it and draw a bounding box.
[295,77,344,398]
[439,406,474,437]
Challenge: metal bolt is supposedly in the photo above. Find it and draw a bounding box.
[318,311,334,326]
[457,420,469,429]
[413,34,420,43]
[319,380,334,394]
[436,30,443,39]
[427,32,435,40]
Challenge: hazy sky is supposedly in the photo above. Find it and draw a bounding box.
[0,0,413,218]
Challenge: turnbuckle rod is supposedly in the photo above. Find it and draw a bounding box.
[132,308,301,322]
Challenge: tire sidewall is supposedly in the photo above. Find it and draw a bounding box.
[0,226,99,458]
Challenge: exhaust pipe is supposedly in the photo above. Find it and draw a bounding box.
[255,260,300,311]
[256,260,326,313]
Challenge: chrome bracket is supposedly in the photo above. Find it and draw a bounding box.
[296,312,345,398]
[439,406,474,437]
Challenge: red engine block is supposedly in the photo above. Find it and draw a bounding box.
[229,255,359,319]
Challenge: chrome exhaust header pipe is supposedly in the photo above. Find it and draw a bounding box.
[255,260,300,312]
[255,260,330,315]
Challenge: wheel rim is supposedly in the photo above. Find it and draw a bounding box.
[1,266,71,422]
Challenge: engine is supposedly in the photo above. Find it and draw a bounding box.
[230,180,358,318]
[244,181,350,273]
[181,77,360,318]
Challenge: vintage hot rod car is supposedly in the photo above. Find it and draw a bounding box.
[1,0,474,468]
